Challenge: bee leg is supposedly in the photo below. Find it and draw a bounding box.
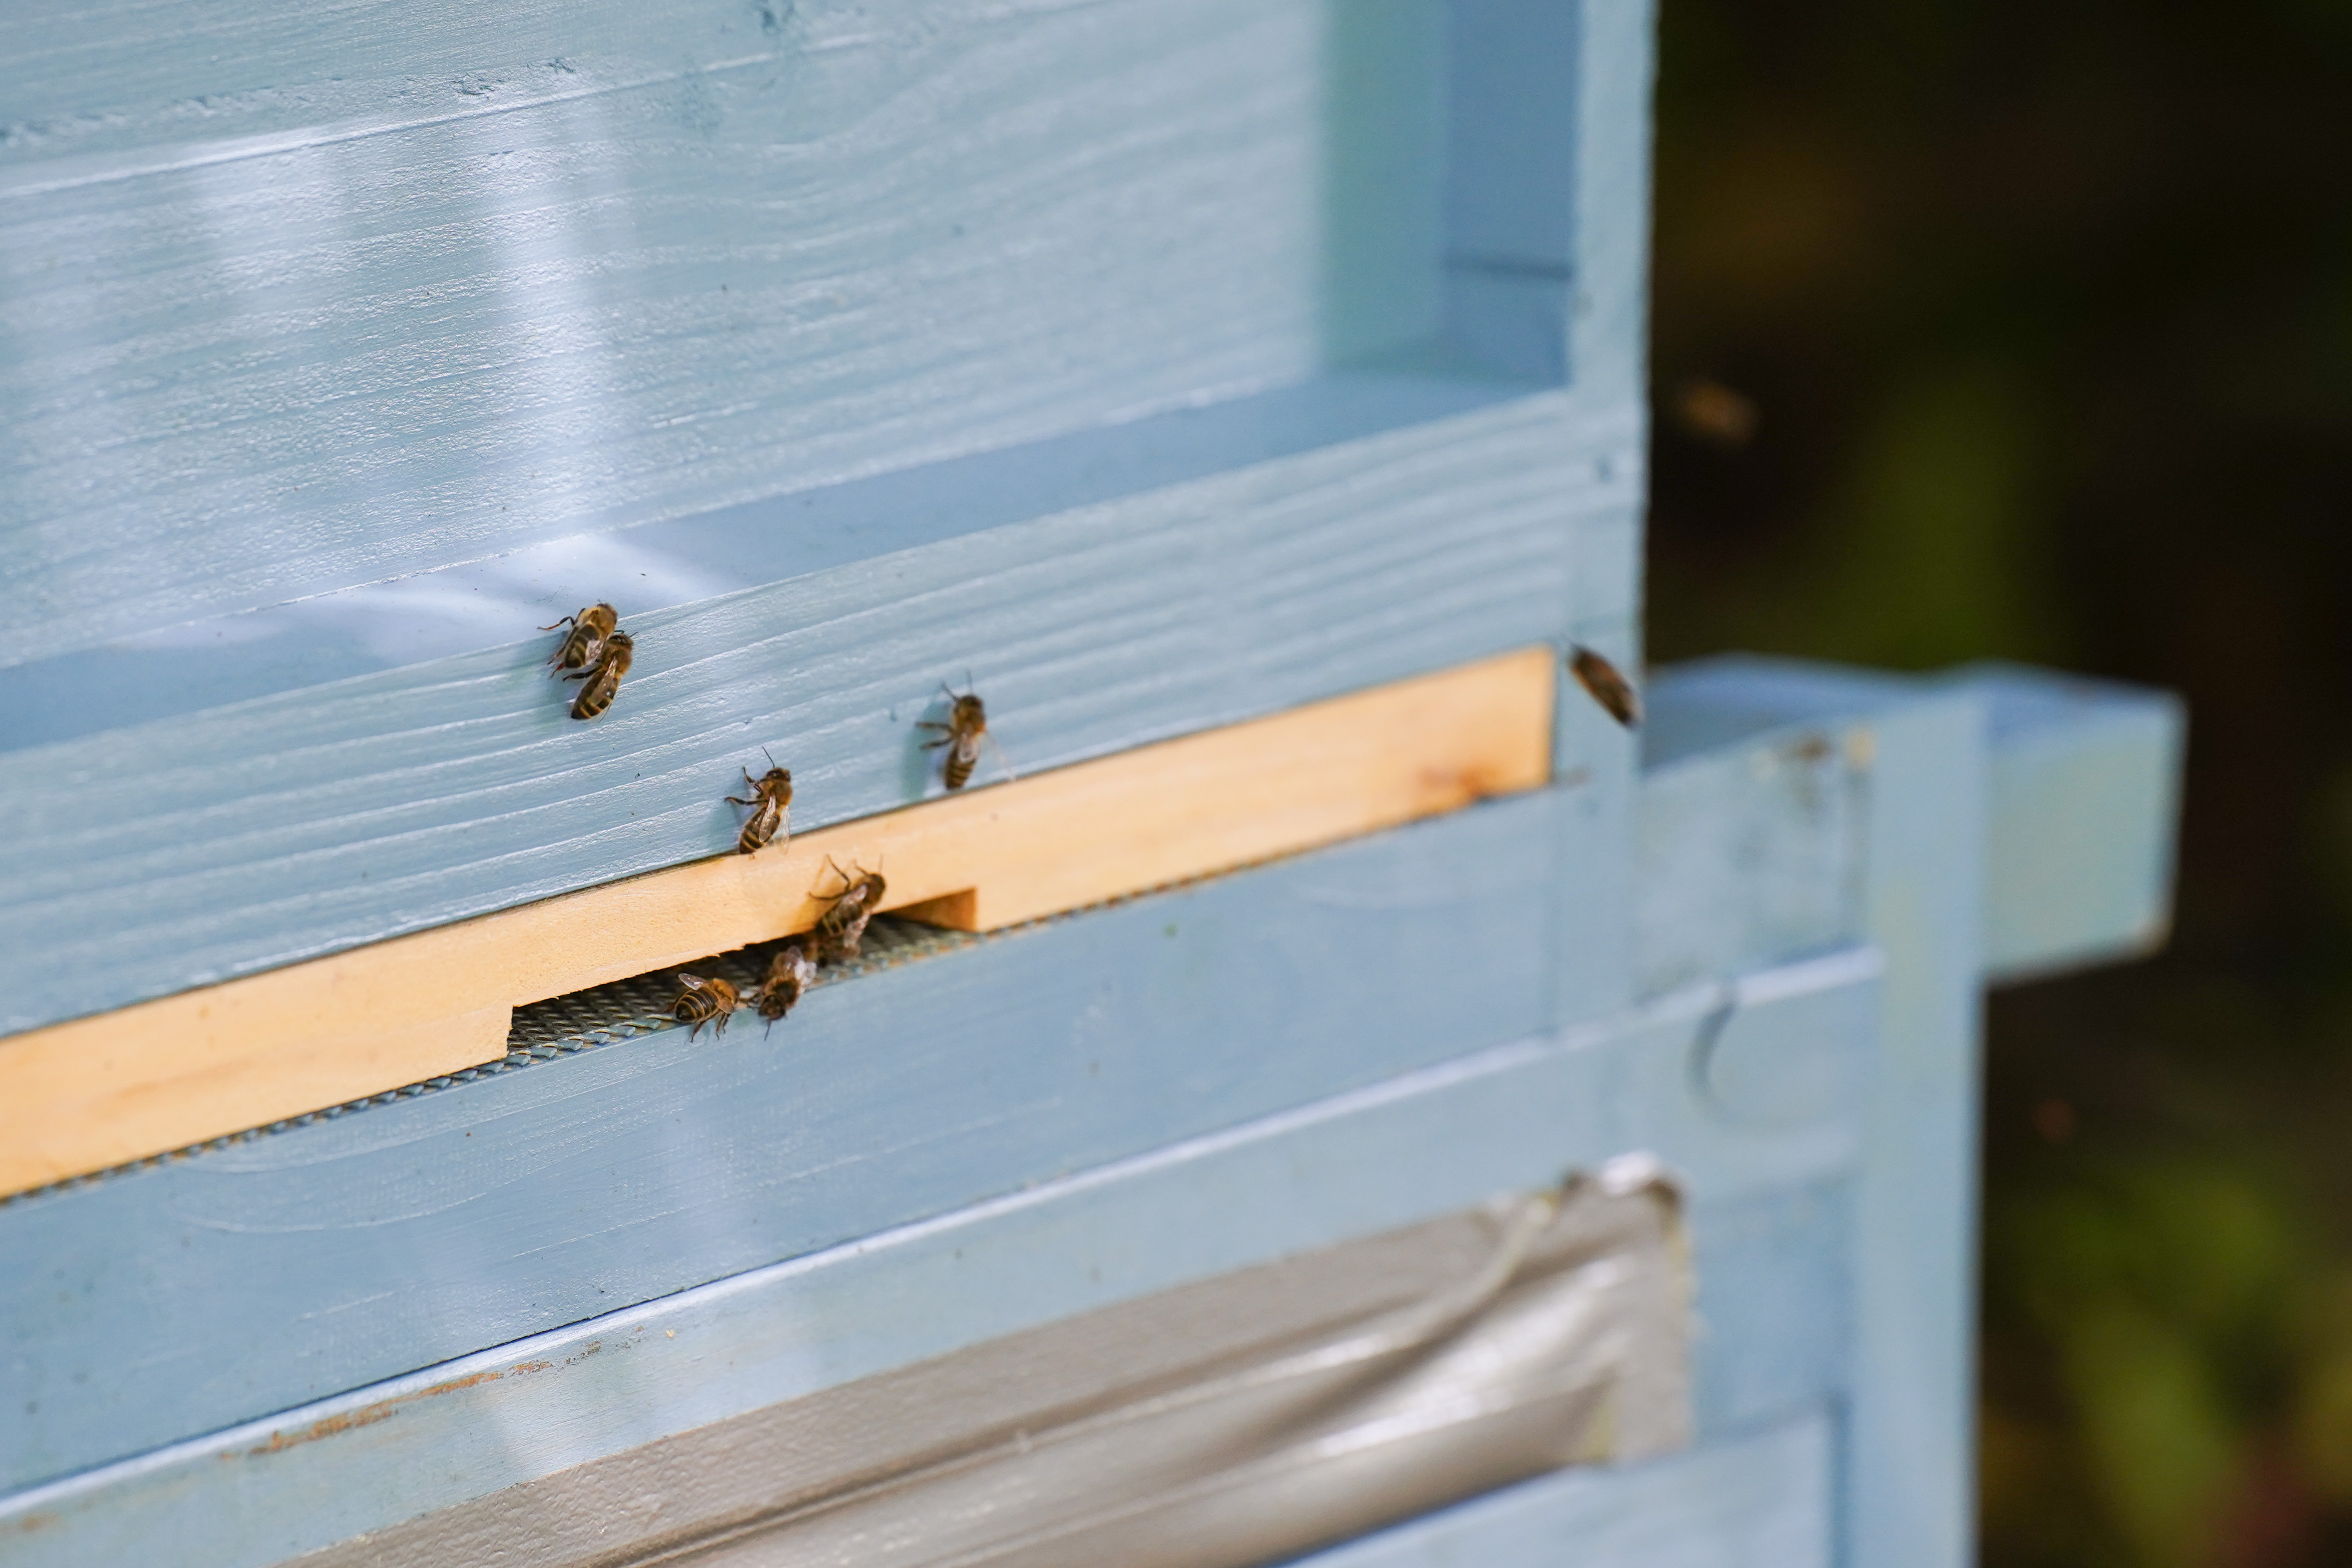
[538,614,577,632]
[920,736,951,750]
[725,794,756,806]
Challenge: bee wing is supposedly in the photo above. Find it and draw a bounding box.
[678,973,710,992]
[983,730,1019,783]
[573,661,622,713]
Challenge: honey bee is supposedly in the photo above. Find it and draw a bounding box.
[918,682,991,790]
[542,603,617,674]
[757,942,816,1033]
[727,749,793,855]
[812,855,887,963]
[567,630,634,721]
[671,972,740,1041]
[1568,645,1642,728]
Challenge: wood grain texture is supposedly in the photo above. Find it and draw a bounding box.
[0,789,1570,1492]
[0,0,1453,665]
[0,390,1638,1041]
[0,948,1870,1553]
[0,648,1554,1195]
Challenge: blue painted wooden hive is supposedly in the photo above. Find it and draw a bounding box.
[0,3,2182,1564]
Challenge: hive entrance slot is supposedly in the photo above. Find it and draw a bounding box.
[505,915,982,1056]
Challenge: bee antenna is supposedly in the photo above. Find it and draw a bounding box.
[762,746,777,769]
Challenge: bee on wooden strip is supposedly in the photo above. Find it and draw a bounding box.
[918,681,992,790]
[567,630,634,721]
[727,750,793,855]
[813,855,887,963]
[1568,645,1642,728]
[671,972,740,1041]
[757,942,816,1034]
[542,603,617,675]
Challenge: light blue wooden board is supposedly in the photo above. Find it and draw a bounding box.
[1687,1180,1853,1441]
[1645,660,1988,1568]
[1,790,1570,1490]
[0,390,1640,1038]
[0,0,1460,665]
[1948,662,2186,982]
[1643,658,2185,996]
[0,948,1868,1564]
[1439,0,1655,407]
[1289,1415,1829,1568]
[0,370,1525,754]
[1636,716,1864,999]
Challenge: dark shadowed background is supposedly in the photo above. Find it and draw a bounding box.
[1644,2,2352,1563]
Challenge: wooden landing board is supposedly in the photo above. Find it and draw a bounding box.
[0,648,1554,1196]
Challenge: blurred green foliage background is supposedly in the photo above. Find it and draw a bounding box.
[1644,2,2352,1563]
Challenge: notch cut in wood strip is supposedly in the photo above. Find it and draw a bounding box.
[0,648,1555,1196]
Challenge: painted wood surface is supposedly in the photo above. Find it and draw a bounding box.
[0,390,1639,1042]
[1637,718,1865,999]
[0,0,1461,666]
[0,950,1869,1564]
[1647,659,1987,1568]
[0,648,1554,1196]
[1964,662,2186,981]
[1642,659,2186,1000]
[1294,1415,1829,1568]
[0,790,1562,1491]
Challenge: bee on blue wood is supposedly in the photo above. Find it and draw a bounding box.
[918,681,993,790]
[542,603,617,675]
[727,750,793,855]
[672,973,740,1040]
[812,856,887,963]
[567,630,634,721]
[757,942,816,1033]
[1568,645,1642,728]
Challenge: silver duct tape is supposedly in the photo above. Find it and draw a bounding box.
[295,1156,1690,1568]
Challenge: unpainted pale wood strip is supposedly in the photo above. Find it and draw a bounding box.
[0,650,1554,1196]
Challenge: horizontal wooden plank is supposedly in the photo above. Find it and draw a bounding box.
[1640,656,2186,994]
[0,370,1524,755]
[0,789,1568,1491]
[0,947,1871,1551]
[0,794,1866,1499]
[0,648,1555,1195]
[0,0,1456,665]
[0,389,1640,1041]
[1956,663,2185,982]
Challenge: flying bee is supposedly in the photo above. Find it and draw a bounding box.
[671,972,740,1041]
[542,603,617,675]
[812,855,887,963]
[918,681,992,790]
[567,630,634,721]
[726,750,793,855]
[757,942,817,1034]
[1568,645,1642,728]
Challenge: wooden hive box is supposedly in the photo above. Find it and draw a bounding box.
[0,4,2181,1567]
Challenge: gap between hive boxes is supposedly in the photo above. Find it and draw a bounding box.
[0,648,1556,1197]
